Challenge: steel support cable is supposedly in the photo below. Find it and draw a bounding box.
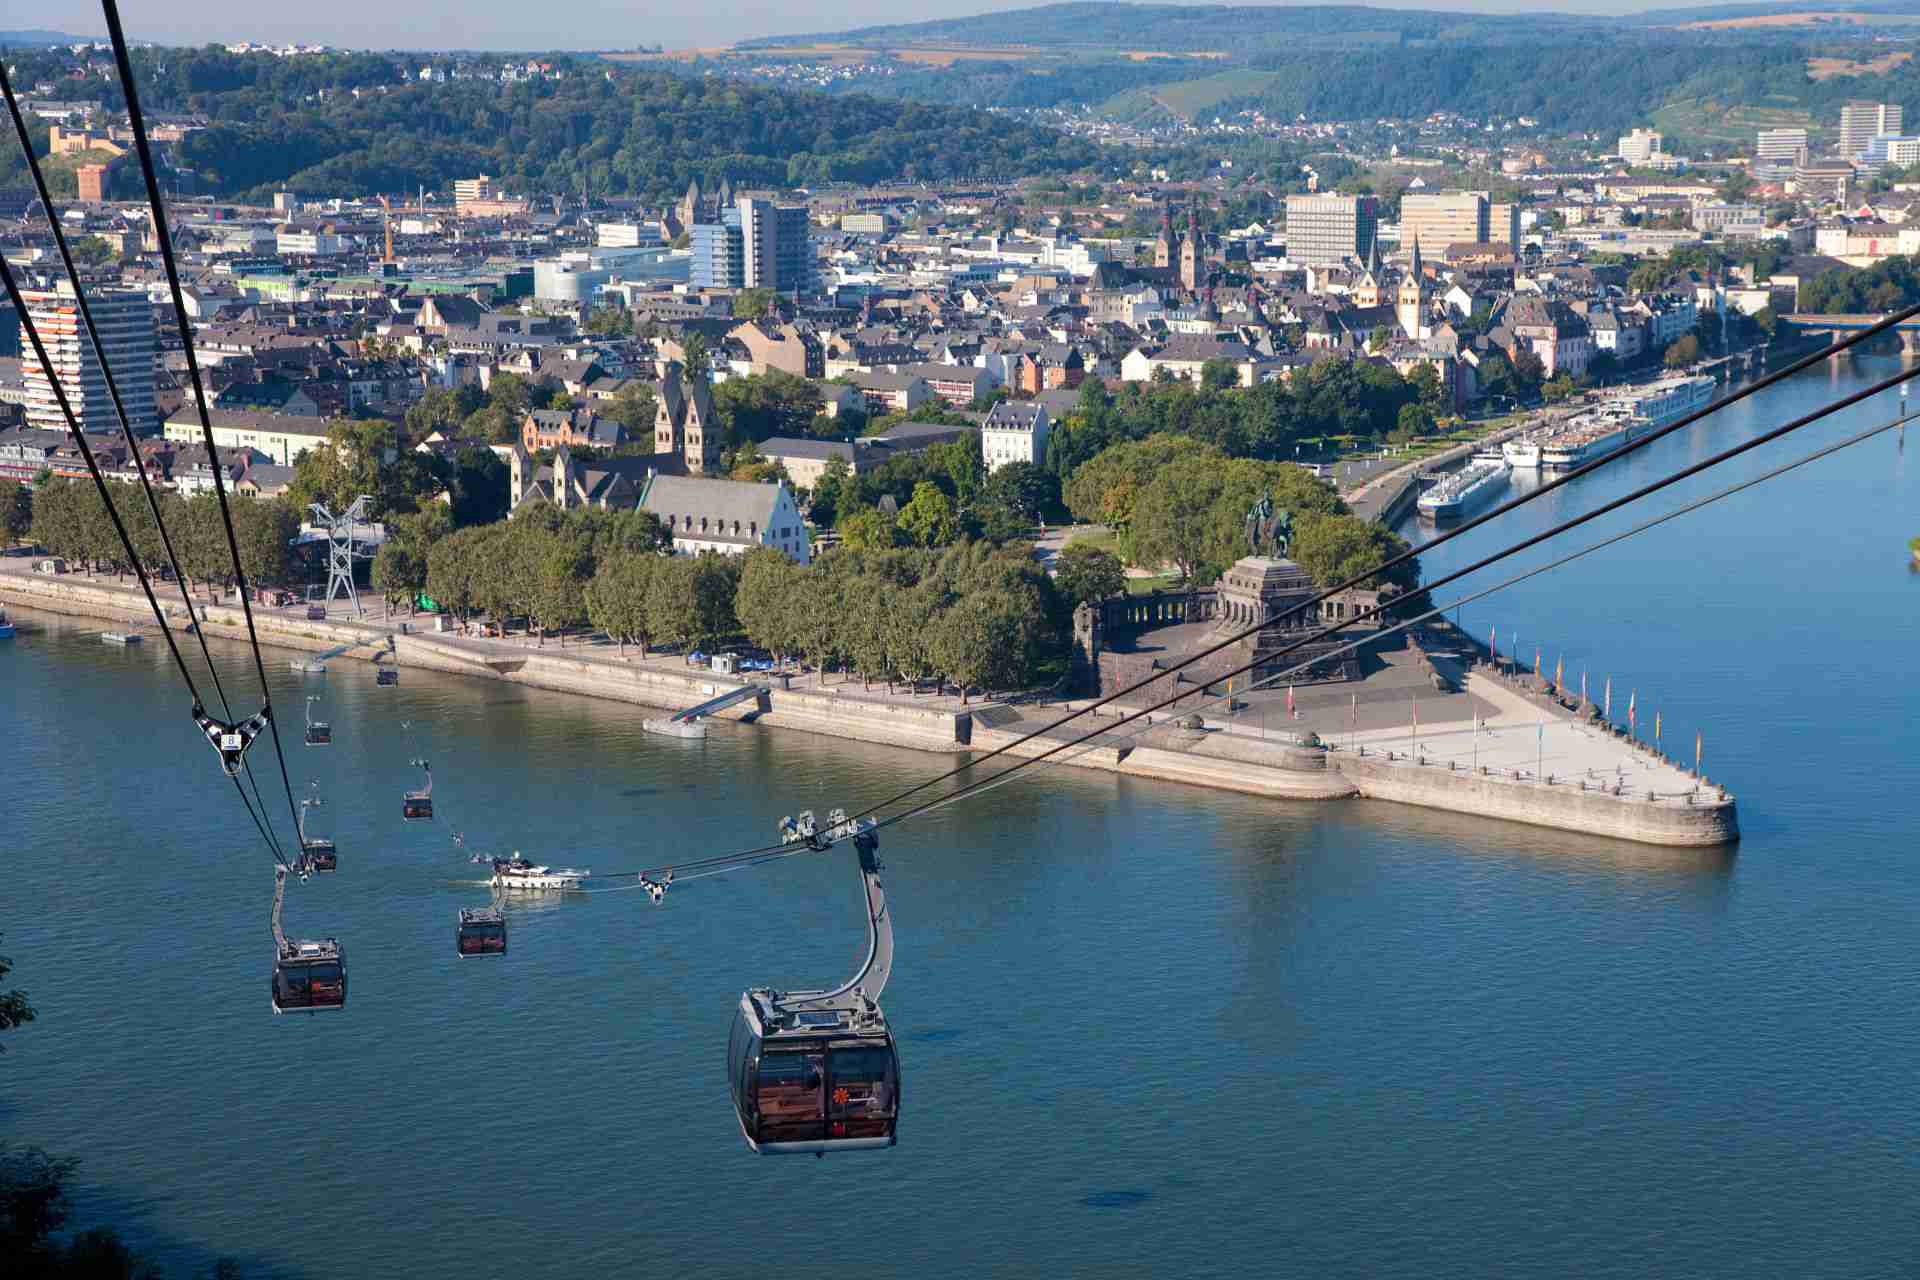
[0,257,285,863]
[870,363,1920,833]
[888,408,1918,825]
[102,0,304,847]
[587,387,1920,890]
[0,61,287,864]
[596,368,1920,884]
[0,61,243,720]
[598,400,1914,887]
[846,303,1920,828]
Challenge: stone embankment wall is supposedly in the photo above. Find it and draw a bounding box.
[1330,753,1739,847]
[4,573,1739,845]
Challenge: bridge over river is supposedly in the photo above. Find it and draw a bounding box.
[1785,312,1920,350]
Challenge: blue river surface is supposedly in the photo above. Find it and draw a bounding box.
[2,352,1918,1279]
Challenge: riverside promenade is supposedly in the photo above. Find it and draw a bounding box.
[0,558,1736,846]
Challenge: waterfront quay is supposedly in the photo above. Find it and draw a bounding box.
[0,555,1735,847]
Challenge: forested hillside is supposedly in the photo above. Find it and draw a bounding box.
[0,48,1102,202]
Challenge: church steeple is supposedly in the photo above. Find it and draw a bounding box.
[1155,205,1177,269]
[1179,205,1203,291]
[1397,236,1429,341]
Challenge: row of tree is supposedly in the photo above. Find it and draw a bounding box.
[28,478,297,591]
[393,493,1065,698]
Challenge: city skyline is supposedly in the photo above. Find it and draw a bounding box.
[32,0,1786,55]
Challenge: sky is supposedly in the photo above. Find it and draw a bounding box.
[10,0,1763,54]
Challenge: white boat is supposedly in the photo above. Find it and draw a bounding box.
[101,630,143,646]
[1471,443,1506,464]
[1502,435,1543,469]
[289,658,327,674]
[1625,374,1716,429]
[0,609,14,639]
[643,716,706,739]
[488,855,589,890]
[1417,459,1510,521]
[1539,405,1637,469]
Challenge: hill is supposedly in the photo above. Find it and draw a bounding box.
[0,47,1104,202]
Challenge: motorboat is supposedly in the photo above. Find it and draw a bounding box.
[488,855,589,890]
[0,609,14,639]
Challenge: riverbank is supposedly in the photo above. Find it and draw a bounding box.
[0,561,1737,847]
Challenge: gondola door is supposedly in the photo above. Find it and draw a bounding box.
[755,1050,827,1145]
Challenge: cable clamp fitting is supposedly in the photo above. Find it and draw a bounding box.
[193,702,270,777]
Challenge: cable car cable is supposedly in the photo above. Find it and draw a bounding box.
[607,364,1920,882]
[843,307,1920,829]
[868,365,1920,834]
[890,407,1919,824]
[0,63,293,859]
[0,258,286,864]
[103,0,305,848]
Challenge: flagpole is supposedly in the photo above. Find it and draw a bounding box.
[1537,720,1544,780]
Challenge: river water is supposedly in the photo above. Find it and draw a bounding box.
[4,353,1918,1278]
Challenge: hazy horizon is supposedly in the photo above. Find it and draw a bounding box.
[19,0,1793,55]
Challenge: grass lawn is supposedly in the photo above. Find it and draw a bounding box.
[1067,527,1119,554]
[1126,573,1182,595]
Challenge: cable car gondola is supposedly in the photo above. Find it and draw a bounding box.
[456,905,508,957]
[300,784,337,872]
[403,757,433,821]
[728,812,899,1155]
[304,694,331,746]
[269,863,346,1013]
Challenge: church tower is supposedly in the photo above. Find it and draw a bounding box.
[1179,206,1203,292]
[1397,237,1428,339]
[1154,206,1177,269]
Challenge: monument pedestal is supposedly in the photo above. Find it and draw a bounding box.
[1211,555,1355,686]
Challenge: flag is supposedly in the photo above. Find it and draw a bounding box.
[1604,677,1612,719]
[1554,655,1563,691]
[1628,689,1637,730]
[1490,624,1497,659]
[1287,684,1296,717]
[1695,730,1702,774]
[1656,710,1662,745]
[1581,670,1588,703]
[1534,647,1541,679]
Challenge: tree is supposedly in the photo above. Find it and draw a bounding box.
[584,551,658,656]
[1391,402,1434,442]
[839,507,901,550]
[929,589,1039,703]
[808,455,852,526]
[646,553,738,651]
[1541,373,1578,403]
[1665,334,1701,369]
[734,287,776,320]
[1290,510,1420,595]
[448,446,509,527]
[1510,346,1546,389]
[0,933,32,1051]
[734,547,804,664]
[0,479,30,544]
[372,539,426,614]
[1055,542,1125,606]
[1588,349,1620,384]
[896,481,960,547]
[980,460,1057,524]
[1200,357,1240,391]
[232,497,298,588]
[1131,452,1226,583]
